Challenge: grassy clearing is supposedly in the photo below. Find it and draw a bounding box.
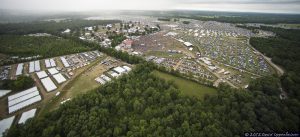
[152,70,217,99]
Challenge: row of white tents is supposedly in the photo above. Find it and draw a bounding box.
[45,59,56,68]
[95,66,132,84]
[60,57,70,68]
[95,74,111,85]
[0,108,37,136]
[36,68,66,92]
[8,87,42,114]
[29,61,41,73]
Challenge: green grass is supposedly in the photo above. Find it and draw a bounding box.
[152,70,217,99]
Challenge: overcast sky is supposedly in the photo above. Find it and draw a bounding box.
[1,0,300,13]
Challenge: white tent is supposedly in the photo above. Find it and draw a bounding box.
[101,75,111,82]
[41,77,57,92]
[45,59,51,68]
[7,86,41,114]
[0,116,15,137]
[48,68,59,75]
[8,87,37,101]
[18,108,37,124]
[60,57,70,67]
[29,61,35,73]
[16,63,24,76]
[113,66,126,74]
[0,90,11,98]
[34,61,40,72]
[50,59,56,67]
[52,73,66,84]
[9,95,41,114]
[36,71,48,79]
[184,42,193,47]
[122,66,132,72]
[95,77,106,84]
[8,91,39,107]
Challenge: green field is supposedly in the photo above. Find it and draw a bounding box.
[152,70,217,99]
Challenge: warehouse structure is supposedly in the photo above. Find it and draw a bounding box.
[8,87,42,114]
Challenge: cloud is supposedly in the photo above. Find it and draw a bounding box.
[177,0,300,4]
[0,0,299,13]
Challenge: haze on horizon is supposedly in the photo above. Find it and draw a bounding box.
[0,0,300,14]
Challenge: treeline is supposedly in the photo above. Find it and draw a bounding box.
[0,76,34,92]
[5,63,299,137]
[0,35,92,65]
[249,27,300,100]
[0,19,121,35]
[162,10,300,24]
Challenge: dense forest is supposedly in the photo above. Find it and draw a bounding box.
[249,27,300,100]
[0,35,92,65]
[160,11,300,24]
[5,63,299,137]
[0,76,35,92]
[0,20,120,35]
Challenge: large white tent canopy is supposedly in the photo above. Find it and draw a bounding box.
[16,63,24,76]
[8,87,41,114]
[60,57,70,67]
[41,77,57,92]
[48,68,59,75]
[36,71,48,79]
[18,108,37,124]
[0,116,15,137]
[53,73,66,84]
